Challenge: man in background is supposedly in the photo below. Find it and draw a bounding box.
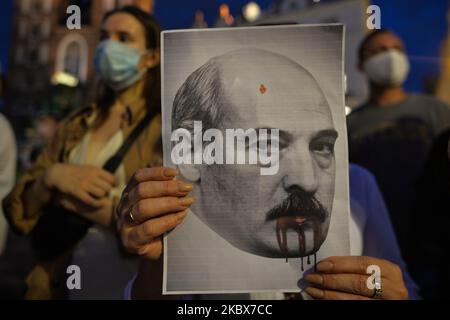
[347,29,450,271]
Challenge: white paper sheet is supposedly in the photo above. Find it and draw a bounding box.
[162,24,350,294]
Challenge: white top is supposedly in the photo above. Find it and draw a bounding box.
[0,114,17,255]
[68,124,138,299]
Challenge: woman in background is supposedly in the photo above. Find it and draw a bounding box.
[3,6,162,299]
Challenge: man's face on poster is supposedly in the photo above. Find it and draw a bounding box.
[177,51,337,259]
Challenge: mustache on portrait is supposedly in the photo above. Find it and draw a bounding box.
[265,186,328,223]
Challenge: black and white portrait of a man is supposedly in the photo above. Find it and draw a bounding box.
[162,25,350,294]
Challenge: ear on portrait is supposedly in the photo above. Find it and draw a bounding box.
[171,127,201,183]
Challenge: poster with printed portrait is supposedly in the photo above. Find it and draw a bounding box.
[162,24,350,294]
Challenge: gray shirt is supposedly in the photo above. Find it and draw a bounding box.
[347,94,450,139]
[346,94,450,263]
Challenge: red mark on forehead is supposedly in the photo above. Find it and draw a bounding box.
[259,84,267,94]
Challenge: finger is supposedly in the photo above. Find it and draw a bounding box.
[96,169,116,186]
[306,278,405,300]
[316,256,399,277]
[131,196,194,222]
[93,179,114,193]
[136,237,163,260]
[76,191,104,208]
[87,185,107,198]
[97,196,113,207]
[116,191,130,219]
[122,167,177,196]
[135,167,178,183]
[118,167,181,221]
[58,197,77,212]
[305,287,372,300]
[379,282,408,300]
[121,234,163,261]
[128,180,193,203]
[305,273,373,298]
[127,210,188,246]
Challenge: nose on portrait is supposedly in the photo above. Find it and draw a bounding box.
[281,151,319,194]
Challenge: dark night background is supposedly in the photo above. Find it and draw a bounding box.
[0,0,449,92]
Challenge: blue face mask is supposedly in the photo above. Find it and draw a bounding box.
[94,40,147,91]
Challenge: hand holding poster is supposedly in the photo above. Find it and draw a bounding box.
[162,24,350,294]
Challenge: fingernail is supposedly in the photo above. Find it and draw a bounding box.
[305,287,324,299]
[317,261,334,272]
[176,210,188,221]
[163,168,178,177]
[305,274,323,285]
[179,197,194,206]
[178,182,193,192]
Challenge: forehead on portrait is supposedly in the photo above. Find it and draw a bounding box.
[171,48,334,132]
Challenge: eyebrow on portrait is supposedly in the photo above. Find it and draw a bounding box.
[255,127,292,142]
[313,129,339,140]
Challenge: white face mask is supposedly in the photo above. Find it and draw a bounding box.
[363,49,410,87]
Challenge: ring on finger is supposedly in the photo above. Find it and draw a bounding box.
[371,278,383,299]
[126,206,138,224]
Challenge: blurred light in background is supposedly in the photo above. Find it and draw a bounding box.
[345,106,352,116]
[51,72,79,88]
[243,2,261,22]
